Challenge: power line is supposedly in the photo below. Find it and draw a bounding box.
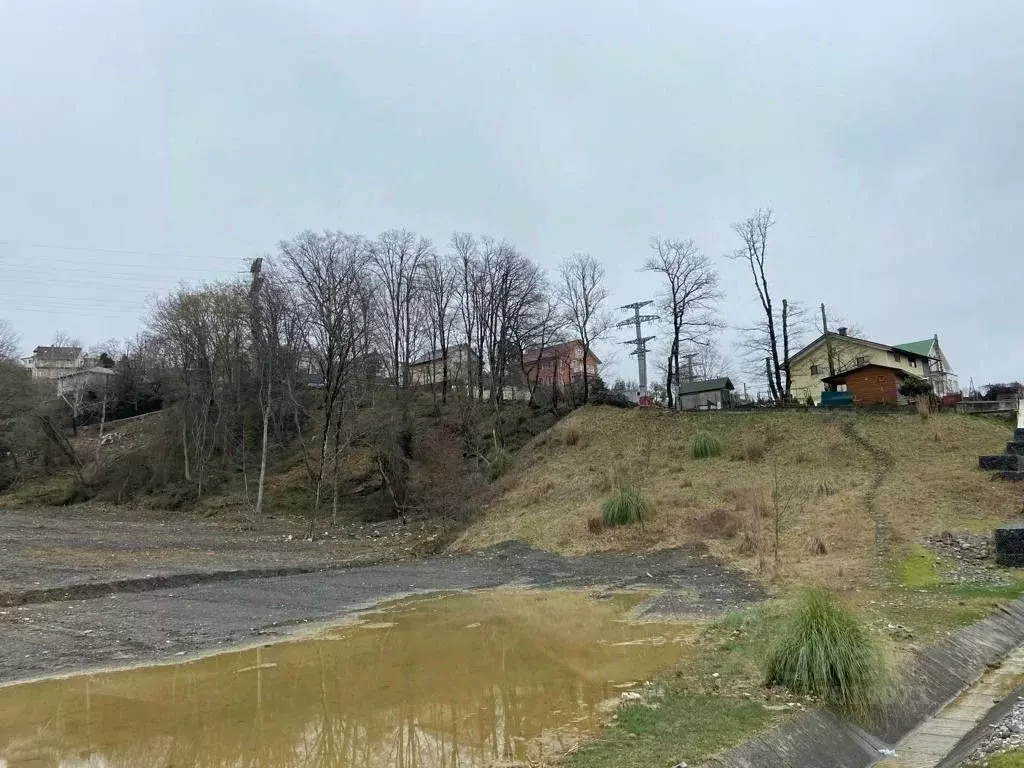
[0,239,248,262]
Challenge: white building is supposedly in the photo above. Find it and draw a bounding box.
[21,346,85,380]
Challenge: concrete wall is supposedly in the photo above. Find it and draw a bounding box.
[701,598,1024,768]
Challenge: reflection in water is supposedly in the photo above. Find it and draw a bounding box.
[0,590,687,767]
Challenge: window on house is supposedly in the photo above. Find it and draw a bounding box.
[810,364,821,375]
[856,356,870,366]
[909,358,918,368]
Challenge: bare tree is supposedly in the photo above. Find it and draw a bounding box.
[422,250,459,404]
[279,230,368,536]
[729,209,801,402]
[643,237,722,407]
[558,253,610,405]
[481,238,545,404]
[515,296,565,406]
[247,256,300,523]
[51,330,82,348]
[452,232,483,400]
[0,319,20,360]
[148,282,250,498]
[369,230,432,389]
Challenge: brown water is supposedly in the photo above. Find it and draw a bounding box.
[0,590,688,767]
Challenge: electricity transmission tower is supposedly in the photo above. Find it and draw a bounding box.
[680,352,699,384]
[616,301,658,394]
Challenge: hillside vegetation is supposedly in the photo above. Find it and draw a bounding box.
[460,407,1021,587]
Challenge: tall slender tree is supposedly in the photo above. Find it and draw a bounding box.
[558,253,610,405]
[643,237,722,407]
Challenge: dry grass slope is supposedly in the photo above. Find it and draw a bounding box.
[458,407,1021,588]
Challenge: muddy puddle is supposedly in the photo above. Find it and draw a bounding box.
[0,589,689,767]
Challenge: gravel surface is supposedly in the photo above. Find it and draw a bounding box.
[0,537,764,686]
[0,506,437,599]
[963,696,1024,765]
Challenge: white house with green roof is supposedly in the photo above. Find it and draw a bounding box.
[894,336,958,396]
[787,329,958,403]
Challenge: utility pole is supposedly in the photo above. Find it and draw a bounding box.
[821,303,836,377]
[616,301,658,394]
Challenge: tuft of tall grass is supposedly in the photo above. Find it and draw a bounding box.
[483,445,512,481]
[601,485,651,527]
[690,431,722,459]
[764,589,891,717]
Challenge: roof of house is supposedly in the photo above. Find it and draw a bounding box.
[31,346,82,362]
[522,340,602,365]
[821,363,913,384]
[56,366,118,380]
[788,333,937,364]
[409,343,475,367]
[676,377,734,395]
[895,339,934,357]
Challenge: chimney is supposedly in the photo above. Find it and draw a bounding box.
[837,327,848,337]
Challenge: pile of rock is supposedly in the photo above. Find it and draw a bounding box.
[922,531,1012,585]
[924,531,994,563]
[966,697,1024,765]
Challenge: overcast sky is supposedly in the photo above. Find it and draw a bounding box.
[2,1,1022,391]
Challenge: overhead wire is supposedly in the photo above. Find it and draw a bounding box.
[0,239,253,263]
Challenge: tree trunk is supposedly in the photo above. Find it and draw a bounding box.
[582,346,590,404]
[665,353,674,409]
[181,421,191,482]
[95,393,107,466]
[441,351,449,405]
[765,357,779,402]
[781,298,792,400]
[254,379,271,521]
[331,411,343,527]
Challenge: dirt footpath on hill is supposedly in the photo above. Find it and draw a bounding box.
[0,507,765,686]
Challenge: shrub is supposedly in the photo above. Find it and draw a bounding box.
[742,436,767,462]
[483,445,512,482]
[587,515,604,534]
[808,536,829,555]
[690,431,722,459]
[764,590,889,716]
[899,375,933,398]
[601,485,650,527]
[562,426,581,446]
[694,508,741,539]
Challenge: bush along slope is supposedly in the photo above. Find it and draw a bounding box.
[763,589,891,717]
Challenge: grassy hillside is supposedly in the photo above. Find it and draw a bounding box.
[459,407,1021,588]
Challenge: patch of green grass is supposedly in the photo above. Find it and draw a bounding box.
[977,750,1024,768]
[689,430,722,459]
[895,544,943,587]
[565,603,789,768]
[601,485,651,527]
[764,589,891,717]
[943,580,1024,599]
[566,693,774,768]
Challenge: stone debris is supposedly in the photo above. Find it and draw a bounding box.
[965,697,1024,765]
[922,531,1013,586]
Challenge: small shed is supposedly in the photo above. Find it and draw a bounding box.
[821,363,911,405]
[676,377,735,410]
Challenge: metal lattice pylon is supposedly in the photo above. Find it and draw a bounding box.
[616,301,658,393]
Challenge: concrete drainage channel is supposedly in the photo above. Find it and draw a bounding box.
[699,597,1024,768]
